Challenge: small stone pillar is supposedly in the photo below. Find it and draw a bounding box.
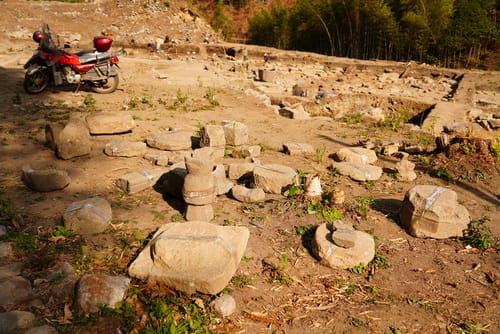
[182,148,216,222]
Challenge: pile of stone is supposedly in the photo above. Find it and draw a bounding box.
[330,147,383,181]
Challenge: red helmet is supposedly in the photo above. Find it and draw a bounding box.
[32,30,44,43]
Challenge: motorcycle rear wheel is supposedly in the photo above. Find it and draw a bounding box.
[24,69,49,94]
[90,75,119,94]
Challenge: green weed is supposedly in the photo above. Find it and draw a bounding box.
[353,195,374,219]
[434,166,453,181]
[350,317,367,327]
[490,139,500,161]
[462,215,494,250]
[459,321,487,334]
[348,263,366,274]
[9,232,37,254]
[12,93,21,105]
[82,94,96,109]
[171,213,184,222]
[53,225,74,238]
[231,274,252,288]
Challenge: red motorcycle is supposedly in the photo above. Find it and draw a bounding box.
[24,24,122,94]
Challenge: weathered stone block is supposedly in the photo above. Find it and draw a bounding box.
[56,117,91,160]
[253,164,298,194]
[283,142,315,157]
[400,185,470,239]
[104,140,147,157]
[128,221,249,294]
[200,125,226,147]
[147,130,193,151]
[185,204,214,222]
[331,162,382,181]
[21,165,70,192]
[231,185,265,203]
[76,274,130,314]
[116,169,164,194]
[227,162,256,180]
[63,197,112,235]
[86,112,136,134]
[222,120,248,146]
[334,147,377,164]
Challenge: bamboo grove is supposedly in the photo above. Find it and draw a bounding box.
[245,0,499,69]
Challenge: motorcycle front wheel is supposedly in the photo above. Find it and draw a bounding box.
[24,68,49,94]
[90,75,119,94]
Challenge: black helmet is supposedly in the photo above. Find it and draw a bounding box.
[32,30,44,43]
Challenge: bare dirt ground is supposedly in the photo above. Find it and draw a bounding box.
[0,1,499,333]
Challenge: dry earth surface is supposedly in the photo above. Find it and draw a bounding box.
[0,1,499,333]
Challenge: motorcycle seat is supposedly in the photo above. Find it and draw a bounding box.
[77,51,112,64]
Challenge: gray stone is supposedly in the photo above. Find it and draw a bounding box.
[278,105,311,120]
[0,276,33,308]
[0,263,23,283]
[116,169,164,194]
[227,162,256,180]
[25,325,58,334]
[488,118,500,129]
[258,69,277,82]
[396,159,417,181]
[312,223,375,269]
[147,130,193,151]
[21,165,71,192]
[382,143,400,156]
[363,107,385,122]
[185,204,214,222]
[253,164,298,194]
[182,174,216,205]
[0,225,6,237]
[283,142,315,157]
[443,121,484,134]
[212,294,236,317]
[200,125,226,147]
[144,150,191,166]
[0,311,35,334]
[400,185,470,239]
[45,262,78,301]
[185,148,215,175]
[55,117,91,160]
[76,274,130,314]
[331,161,383,181]
[86,112,136,134]
[231,185,265,203]
[334,147,377,164]
[128,221,249,294]
[45,122,64,151]
[104,140,147,157]
[222,120,248,146]
[213,164,233,195]
[332,228,357,248]
[63,197,112,235]
[231,145,261,159]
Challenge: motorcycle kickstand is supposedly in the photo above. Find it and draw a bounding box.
[73,82,81,95]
